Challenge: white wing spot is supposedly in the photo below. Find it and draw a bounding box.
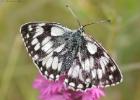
[45,71,48,75]
[46,48,53,54]
[116,82,120,85]
[100,56,109,73]
[25,41,28,44]
[34,43,40,51]
[86,83,90,88]
[57,61,62,72]
[111,83,115,86]
[51,27,64,36]
[31,38,38,45]
[42,41,53,52]
[85,59,90,72]
[72,65,80,78]
[54,44,65,52]
[45,52,53,60]
[110,66,116,72]
[92,69,96,79]
[64,79,68,83]
[106,80,109,84]
[69,82,75,87]
[78,51,82,62]
[97,69,103,79]
[42,59,46,66]
[28,25,33,31]
[46,57,53,69]
[30,51,33,54]
[33,55,39,60]
[33,26,44,38]
[109,75,113,80]
[26,34,29,38]
[89,56,94,69]
[86,42,97,54]
[81,61,85,70]
[56,75,59,80]
[78,69,84,81]
[52,57,58,70]
[105,84,110,87]
[49,74,54,79]
[27,45,31,48]
[68,66,73,76]
[42,36,51,46]
[86,78,91,83]
[40,67,43,71]
[77,84,84,89]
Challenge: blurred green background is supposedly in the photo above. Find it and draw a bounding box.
[0,0,140,100]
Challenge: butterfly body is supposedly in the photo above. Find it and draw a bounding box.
[20,22,123,91]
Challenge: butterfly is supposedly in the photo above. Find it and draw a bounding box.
[20,22,123,91]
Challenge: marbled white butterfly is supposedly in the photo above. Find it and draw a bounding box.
[20,21,123,91]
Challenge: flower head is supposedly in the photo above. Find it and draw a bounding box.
[33,73,105,100]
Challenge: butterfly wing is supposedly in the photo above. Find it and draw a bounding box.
[65,33,123,90]
[20,22,72,80]
[21,22,123,90]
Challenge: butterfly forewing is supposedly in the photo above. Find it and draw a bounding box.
[20,22,72,80]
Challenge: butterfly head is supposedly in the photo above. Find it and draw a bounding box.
[77,25,85,34]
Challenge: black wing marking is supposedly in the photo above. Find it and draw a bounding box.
[20,22,72,80]
[20,22,71,60]
[65,33,123,90]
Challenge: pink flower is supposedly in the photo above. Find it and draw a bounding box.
[33,73,105,100]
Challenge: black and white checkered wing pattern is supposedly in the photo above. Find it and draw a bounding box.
[21,22,122,91]
[20,22,72,80]
[65,34,123,90]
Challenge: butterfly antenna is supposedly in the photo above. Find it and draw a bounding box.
[83,19,111,28]
[66,4,81,27]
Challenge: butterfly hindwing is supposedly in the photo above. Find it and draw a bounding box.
[20,22,72,80]
[65,33,122,90]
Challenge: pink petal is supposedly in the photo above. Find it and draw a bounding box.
[33,73,105,100]
[82,88,105,100]
[39,93,71,100]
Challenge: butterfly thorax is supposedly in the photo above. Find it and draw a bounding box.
[61,29,84,72]
[72,29,83,44]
